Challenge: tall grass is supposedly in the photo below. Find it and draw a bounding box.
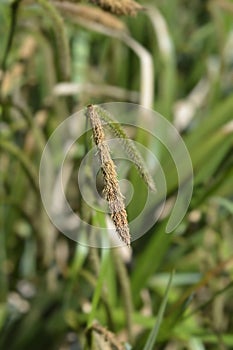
[0,0,233,349]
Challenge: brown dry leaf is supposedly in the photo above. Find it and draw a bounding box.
[90,0,144,16]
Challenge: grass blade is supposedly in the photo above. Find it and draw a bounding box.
[143,270,174,350]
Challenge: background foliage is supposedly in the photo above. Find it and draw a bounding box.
[0,0,233,349]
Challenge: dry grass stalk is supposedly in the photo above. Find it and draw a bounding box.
[87,105,131,247]
[53,2,126,32]
[90,0,144,16]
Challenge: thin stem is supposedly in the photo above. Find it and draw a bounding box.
[0,139,39,194]
[53,82,139,102]
[53,1,154,108]
[0,0,21,90]
[0,98,46,152]
[112,248,134,343]
[37,0,70,81]
[0,205,8,301]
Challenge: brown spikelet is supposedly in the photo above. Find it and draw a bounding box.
[90,0,144,16]
[53,2,127,32]
[95,105,156,192]
[86,105,131,247]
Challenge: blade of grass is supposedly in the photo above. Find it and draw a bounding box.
[0,0,20,79]
[36,0,70,80]
[87,212,110,327]
[143,270,174,350]
[112,248,134,342]
[0,139,39,193]
[131,221,172,304]
[87,249,110,327]
[212,197,233,214]
[146,4,176,119]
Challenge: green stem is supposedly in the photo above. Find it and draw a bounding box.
[143,271,174,350]
[112,248,134,343]
[37,0,70,81]
[87,249,110,327]
[0,205,8,301]
[0,139,39,193]
[0,0,21,90]
[0,98,46,152]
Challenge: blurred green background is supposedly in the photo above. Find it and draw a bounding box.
[0,0,233,349]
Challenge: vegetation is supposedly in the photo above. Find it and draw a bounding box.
[0,0,233,349]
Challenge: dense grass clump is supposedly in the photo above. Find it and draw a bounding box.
[0,0,233,349]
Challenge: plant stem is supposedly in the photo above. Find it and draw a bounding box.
[0,0,21,90]
[37,0,70,81]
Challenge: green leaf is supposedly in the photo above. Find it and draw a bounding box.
[143,271,173,350]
